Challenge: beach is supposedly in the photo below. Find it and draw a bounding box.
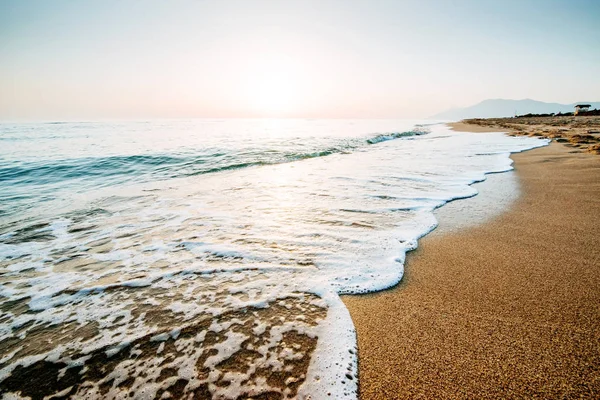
[2,1,598,398]
[0,120,592,399]
[343,125,600,398]
[457,115,600,154]
[3,120,548,399]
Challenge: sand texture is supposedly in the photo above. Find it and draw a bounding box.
[343,142,600,398]
[449,116,600,154]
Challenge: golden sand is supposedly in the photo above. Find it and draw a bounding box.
[450,116,600,154]
[343,140,600,398]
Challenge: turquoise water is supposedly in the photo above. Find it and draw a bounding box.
[0,119,428,220]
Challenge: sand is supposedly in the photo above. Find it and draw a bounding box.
[343,138,600,398]
[448,121,502,133]
[450,116,600,154]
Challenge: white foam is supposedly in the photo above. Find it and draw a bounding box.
[0,124,548,399]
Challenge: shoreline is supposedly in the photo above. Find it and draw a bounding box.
[343,134,600,398]
[449,116,600,154]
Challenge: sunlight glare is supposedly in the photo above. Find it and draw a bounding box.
[244,55,304,116]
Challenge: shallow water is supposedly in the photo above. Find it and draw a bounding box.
[0,119,547,399]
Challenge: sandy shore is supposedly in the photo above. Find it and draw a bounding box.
[448,121,502,133]
[450,116,600,154]
[343,133,600,397]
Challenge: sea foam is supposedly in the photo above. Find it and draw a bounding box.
[0,121,547,399]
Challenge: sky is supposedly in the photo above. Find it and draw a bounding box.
[1,0,599,120]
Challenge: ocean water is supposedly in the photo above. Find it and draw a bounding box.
[0,119,547,399]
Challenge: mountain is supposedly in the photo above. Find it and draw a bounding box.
[430,99,600,120]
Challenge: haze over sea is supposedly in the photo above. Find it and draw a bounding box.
[0,119,546,398]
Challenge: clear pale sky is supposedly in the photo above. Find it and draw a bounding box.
[1,0,599,120]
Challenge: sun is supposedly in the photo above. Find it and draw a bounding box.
[244,55,304,117]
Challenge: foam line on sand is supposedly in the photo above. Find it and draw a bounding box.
[343,142,600,398]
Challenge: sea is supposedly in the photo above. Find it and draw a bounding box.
[0,119,547,399]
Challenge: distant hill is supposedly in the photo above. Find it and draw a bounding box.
[430,99,600,120]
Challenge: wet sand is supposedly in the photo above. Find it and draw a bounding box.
[343,139,600,398]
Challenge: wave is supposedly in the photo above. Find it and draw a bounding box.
[366,127,429,144]
[0,128,428,187]
[0,122,549,399]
